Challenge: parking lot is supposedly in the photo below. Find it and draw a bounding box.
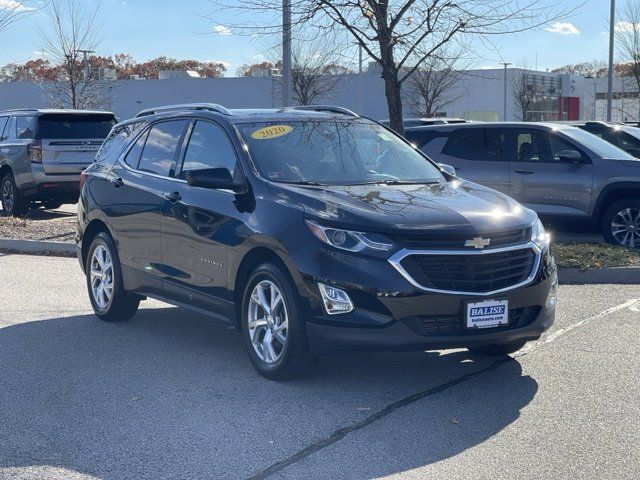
[1,253,638,480]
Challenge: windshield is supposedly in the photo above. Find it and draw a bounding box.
[237,120,444,185]
[37,114,116,139]
[561,126,636,160]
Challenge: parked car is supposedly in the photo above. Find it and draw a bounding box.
[77,104,556,380]
[380,117,472,128]
[566,121,640,158]
[0,108,117,216]
[405,122,640,248]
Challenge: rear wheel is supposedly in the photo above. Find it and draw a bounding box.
[86,232,139,321]
[43,200,63,210]
[1,172,29,217]
[468,340,527,356]
[602,199,640,248]
[241,263,312,380]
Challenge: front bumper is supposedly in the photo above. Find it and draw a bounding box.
[290,243,556,353]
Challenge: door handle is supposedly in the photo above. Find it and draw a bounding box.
[514,170,534,175]
[112,177,124,188]
[164,191,182,203]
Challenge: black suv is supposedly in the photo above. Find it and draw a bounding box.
[569,121,640,158]
[77,104,557,379]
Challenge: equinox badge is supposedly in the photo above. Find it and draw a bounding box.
[465,237,491,249]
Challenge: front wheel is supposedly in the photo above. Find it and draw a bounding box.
[468,340,527,356]
[86,232,140,321]
[602,199,640,248]
[241,263,312,380]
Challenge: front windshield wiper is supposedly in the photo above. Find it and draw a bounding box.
[279,180,325,186]
[361,180,440,185]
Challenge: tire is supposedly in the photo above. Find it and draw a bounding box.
[601,199,640,248]
[468,340,527,356]
[241,262,312,380]
[85,232,140,322]
[43,200,63,210]
[1,172,29,217]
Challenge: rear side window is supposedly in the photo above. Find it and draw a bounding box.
[0,117,8,140]
[36,114,116,139]
[137,120,188,176]
[442,128,505,161]
[179,121,237,178]
[124,129,148,168]
[16,116,36,139]
[618,131,640,151]
[96,122,144,163]
[405,129,445,148]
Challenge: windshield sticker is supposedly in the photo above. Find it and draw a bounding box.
[267,171,286,179]
[251,125,293,140]
[377,132,394,142]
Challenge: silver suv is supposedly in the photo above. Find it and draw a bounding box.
[405,122,640,247]
[0,109,116,216]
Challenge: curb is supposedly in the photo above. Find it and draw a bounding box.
[558,266,640,285]
[0,237,75,257]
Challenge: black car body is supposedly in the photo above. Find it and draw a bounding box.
[77,104,557,379]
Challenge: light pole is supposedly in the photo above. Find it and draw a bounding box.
[607,0,616,121]
[282,0,292,107]
[586,76,597,120]
[500,62,511,121]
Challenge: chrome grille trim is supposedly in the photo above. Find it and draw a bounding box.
[388,242,542,296]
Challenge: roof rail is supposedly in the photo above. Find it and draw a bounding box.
[135,103,232,118]
[0,108,40,113]
[287,105,359,117]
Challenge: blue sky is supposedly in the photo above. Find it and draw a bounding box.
[0,0,618,75]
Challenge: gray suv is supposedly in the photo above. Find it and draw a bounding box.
[405,122,640,247]
[0,109,116,216]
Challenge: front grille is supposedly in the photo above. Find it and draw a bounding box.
[398,247,537,294]
[408,306,541,337]
[392,228,530,250]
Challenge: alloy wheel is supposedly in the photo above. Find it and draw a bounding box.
[90,245,114,309]
[247,280,289,364]
[2,179,14,213]
[611,208,640,248]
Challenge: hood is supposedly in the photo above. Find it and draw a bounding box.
[269,180,536,235]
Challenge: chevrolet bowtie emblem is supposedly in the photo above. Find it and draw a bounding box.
[465,237,491,249]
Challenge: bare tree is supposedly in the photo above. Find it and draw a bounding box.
[512,64,538,121]
[404,49,467,117]
[616,0,640,120]
[209,0,575,134]
[291,44,351,105]
[0,0,33,34]
[39,0,107,109]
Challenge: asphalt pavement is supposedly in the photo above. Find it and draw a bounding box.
[0,253,638,480]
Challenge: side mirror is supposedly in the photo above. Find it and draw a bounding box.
[438,163,456,176]
[185,167,245,192]
[558,149,584,163]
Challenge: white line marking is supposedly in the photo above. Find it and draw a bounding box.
[516,299,640,357]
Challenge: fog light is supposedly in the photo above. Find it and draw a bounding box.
[318,283,354,315]
[546,270,558,311]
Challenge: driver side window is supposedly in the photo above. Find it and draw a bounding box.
[179,120,237,179]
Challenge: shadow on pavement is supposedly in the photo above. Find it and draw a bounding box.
[0,306,537,479]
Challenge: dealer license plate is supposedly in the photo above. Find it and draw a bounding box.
[466,300,509,329]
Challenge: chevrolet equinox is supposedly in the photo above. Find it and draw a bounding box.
[77,104,557,380]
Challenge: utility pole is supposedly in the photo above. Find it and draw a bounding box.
[607,0,615,121]
[358,43,363,114]
[282,0,292,107]
[500,62,511,121]
[78,49,95,81]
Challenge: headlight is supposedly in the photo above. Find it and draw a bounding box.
[305,220,393,252]
[531,218,550,249]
